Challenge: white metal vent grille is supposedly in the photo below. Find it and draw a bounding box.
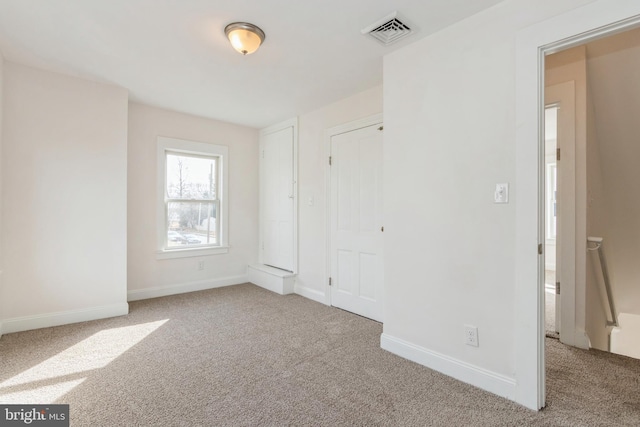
[362,12,412,46]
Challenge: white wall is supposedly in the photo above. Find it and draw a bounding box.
[585,74,609,351]
[0,54,4,336]
[382,0,599,407]
[127,103,258,299]
[586,31,640,317]
[294,86,382,302]
[1,62,129,333]
[585,29,640,350]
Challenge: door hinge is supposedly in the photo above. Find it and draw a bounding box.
[538,243,543,255]
[378,125,384,131]
[329,156,332,166]
[556,148,561,161]
[329,277,332,287]
[556,281,560,295]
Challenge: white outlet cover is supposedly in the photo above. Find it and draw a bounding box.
[494,183,509,203]
[464,325,479,347]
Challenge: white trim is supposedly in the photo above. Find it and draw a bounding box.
[248,264,296,295]
[575,329,591,349]
[326,114,384,137]
[248,263,296,278]
[546,81,578,349]
[0,303,129,335]
[294,284,328,305]
[156,246,229,260]
[324,113,383,307]
[127,274,247,301]
[515,0,640,410]
[260,117,299,136]
[259,117,299,273]
[381,333,516,400]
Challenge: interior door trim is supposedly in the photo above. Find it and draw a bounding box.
[324,113,383,306]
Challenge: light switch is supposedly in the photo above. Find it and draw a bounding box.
[494,183,509,203]
[307,196,314,207]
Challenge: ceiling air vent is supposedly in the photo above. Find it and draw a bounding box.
[361,11,413,46]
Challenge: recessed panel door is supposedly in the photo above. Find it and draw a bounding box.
[330,124,383,322]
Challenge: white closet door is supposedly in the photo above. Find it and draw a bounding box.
[261,126,294,271]
[330,123,384,322]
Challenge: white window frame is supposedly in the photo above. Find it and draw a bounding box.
[156,137,229,259]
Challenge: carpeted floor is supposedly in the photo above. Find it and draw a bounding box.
[1,283,639,426]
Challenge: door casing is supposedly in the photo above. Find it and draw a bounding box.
[515,1,640,410]
[545,82,578,345]
[259,118,298,273]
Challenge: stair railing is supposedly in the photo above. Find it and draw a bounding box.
[587,236,618,327]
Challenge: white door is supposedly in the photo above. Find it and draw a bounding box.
[546,81,576,343]
[261,126,294,272]
[330,123,384,322]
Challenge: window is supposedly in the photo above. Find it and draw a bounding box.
[157,137,228,259]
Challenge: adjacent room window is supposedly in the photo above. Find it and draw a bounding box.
[157,137,229,258]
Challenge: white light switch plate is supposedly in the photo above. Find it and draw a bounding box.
[494,183,509,203]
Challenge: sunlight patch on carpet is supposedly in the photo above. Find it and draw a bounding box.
[0,319,168,403]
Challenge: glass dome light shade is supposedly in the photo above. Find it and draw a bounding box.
[225,22,265,55]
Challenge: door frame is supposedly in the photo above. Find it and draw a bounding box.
[545,81,577,344]
[515,1,640,410]
[259,117,299,273]
[324,113,383,306]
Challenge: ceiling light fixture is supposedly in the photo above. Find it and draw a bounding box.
[224,22,265,55]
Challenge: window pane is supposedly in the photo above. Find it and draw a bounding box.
[166,154,217,199]
[167,202,217,247]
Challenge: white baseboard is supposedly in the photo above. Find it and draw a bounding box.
[575,328,590,349]
[1,303,129,335]
[380,333,516,401]
[294,284,327,305]
[127,275,248,302]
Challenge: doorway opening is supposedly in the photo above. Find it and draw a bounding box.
[543,26,640,359]
[514,2,640,410]
[544,105,558,338]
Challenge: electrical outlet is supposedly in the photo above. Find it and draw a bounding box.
[198,261,205,271]
[465,325,479,347]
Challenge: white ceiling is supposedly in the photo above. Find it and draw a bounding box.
[0,0,503,128]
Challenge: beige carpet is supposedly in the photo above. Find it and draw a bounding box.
[1,283,639,426]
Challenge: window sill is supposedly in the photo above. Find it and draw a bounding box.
[156,246,229,260]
